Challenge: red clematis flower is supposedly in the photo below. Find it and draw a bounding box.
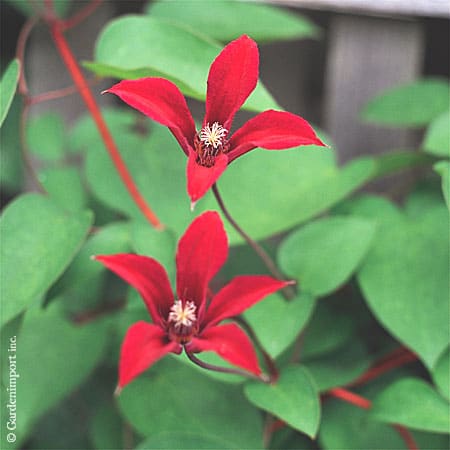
[95,211,289,388]
[105,34,325,204]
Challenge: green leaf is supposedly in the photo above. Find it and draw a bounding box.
[349,195,449,368]
[434,161,450,210]
[92,15,279,112]
[370,378,450,433]
[361,78,450,127]
[37,166,87,211]
[432,348,450,401]
[69,107,138,154]
[244,365,320,438]
[57,222,131,314]
[423,110,450,157]
[0,59,19,128]
[300,300,357,360]
[129,221,177,285]
[278,216,376,296]
[319,396,405,450]
[26,112,66,161]
[217,151,376,243]
[244,292,316,359]
[0,194,93,325]
[1,305,109,445]
[147,0,320,42]
[0,98,22,191]
[90,403,124,450]
[304,341,371,392]
[136,432,246,450]
[371,149,435,180]
[118,358,263,449]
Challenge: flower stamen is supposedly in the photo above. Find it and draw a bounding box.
[199,122,228,149]
[168,300,197,329]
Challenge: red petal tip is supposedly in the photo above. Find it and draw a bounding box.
[190,200,197,211]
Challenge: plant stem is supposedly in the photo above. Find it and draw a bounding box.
[184,348,270,383]
[212,183,295,299]
[44,14,164,229]
[28,77,100,105]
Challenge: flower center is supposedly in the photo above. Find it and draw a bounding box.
[167,300,198,344]
[168,300,197,329]
[199,122,228,149]
[194,122,230,167]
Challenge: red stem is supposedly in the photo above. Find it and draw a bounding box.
[328,388,419,450]
[28,77,100,105]
[351,348,417,387]
[46,19,164,229]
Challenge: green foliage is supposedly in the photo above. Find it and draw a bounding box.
[1,304,110,446]
[245,365,320,438]
[370,378,450,433]
[432,349,450,401]
[278,216,376,297]
[0,98,22,191]
[0,59,19,128]
[304,341,371,391]
[361,78,450,127]
[244,292,316,358]
[89,15,278,111]
[423,110,450,157]
[0,194,93,325]
[344,195,449,369]
[147,0,320,42]
[118,358,264,449]
[26,112,66,161]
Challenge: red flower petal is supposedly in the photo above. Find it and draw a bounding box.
[176,211,228,317]
[186,150,228,202]
[118,321,180,388]
[204,35,259,130]
[189,323,262,376]
[95,254,173,325]
[203,275,290,328]
[105,78,196,155]
[228,110,326,162]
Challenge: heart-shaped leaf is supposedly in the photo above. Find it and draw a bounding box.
[244,292,315,359]
[0,194,93,325]
[244,365,320,438]
[345,195,449,368]
[278,216,376,297]
[370,378,450,433]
